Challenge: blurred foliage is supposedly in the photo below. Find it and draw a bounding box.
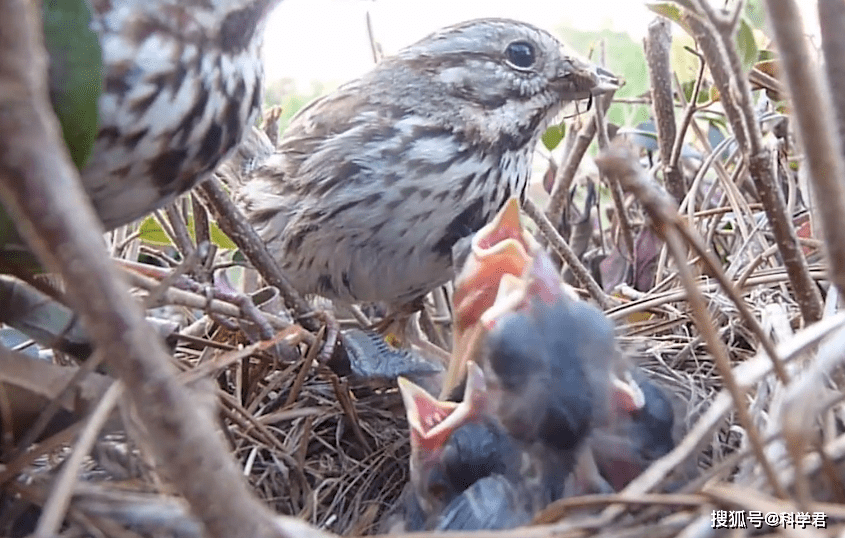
[43,0,103,171]
[669,30,700,85]
[735,18,759,73]
[744,0,766,30]
[0,0,104,276]
[264,78,328,136]
[0,211,42,275]
[559,27,650,128]
[647,2,760,77]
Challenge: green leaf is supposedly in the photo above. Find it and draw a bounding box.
[0,205,19,252]
[209,221,237,250]
[735,17,759,74]
[138,216,173,247]
[541,124,565,151]
[670,31,700,85]
[646,2,695,35]
[681,80,712,104]
[42,0,103,170]
[646,2,684,24]
[0,205,43,274]
[757,49,777,62]
[744,0,766,30]
[138,214,237,251]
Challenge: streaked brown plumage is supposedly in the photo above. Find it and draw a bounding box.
[233,18,618,308]
[81,0,281,229]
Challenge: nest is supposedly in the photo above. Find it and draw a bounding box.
[6,260,839,538]
[3,184,840,538]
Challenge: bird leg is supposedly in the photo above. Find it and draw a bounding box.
[371,296,451,367]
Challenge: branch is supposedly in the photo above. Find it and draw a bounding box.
[595,141,787,498]
[646,17,686,203]
[799,0,845,294]
[522,199,614,309]
[196,177,321,334]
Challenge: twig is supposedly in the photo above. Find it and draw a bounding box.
[35,381,124,537]
[153,209,179,253]
[0,423,83,487]
[595,92,635,260]
[646,17,686,203]
[284,327,322,408]
[596,142,787,497]
[703,483,827,538]
[192,194,211,253]
[196,177,321,333]
[122,267,300,338]
[191,195,215,283]
[365,11,382,64]
[164,201,196,260]
[670,48,707,171]
[546,95,615,227]
[598,142,788,373]
[522,198,614,309]
[143,244,205,308]
[11,349,105,458]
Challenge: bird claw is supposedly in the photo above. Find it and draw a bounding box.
[329,328,443,387]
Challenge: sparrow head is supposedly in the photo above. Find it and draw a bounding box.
[386,19,620,140]
[399,362,491,514]
[590,370,676,490]
[447,198,538,397]
[479,251,602,453]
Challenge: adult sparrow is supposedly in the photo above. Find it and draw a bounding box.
[233,18,618,310]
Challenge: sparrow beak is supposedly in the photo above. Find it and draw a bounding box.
[446,245,579,399]
[473,197,529,251]
[524,247,579,304]
[555,53,621,100]
[400,362,492,517]
[480,273,529,331]
[592,65,622,94]
[453,198,537,321]
[481,250,578,331]
[400,361,487,454]
[399,377,460,454]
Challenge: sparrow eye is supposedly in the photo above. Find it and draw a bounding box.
[505,41,536,69]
